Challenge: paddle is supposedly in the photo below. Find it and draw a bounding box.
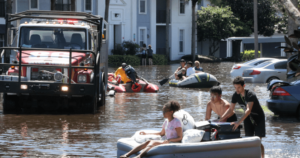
[158,69,183,86]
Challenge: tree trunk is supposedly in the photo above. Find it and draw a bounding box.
[278,0,300,26]
[71,0,75,11]
[5,0,12,46]
[287,0,299,81]
[51,0,55,10]
[254,0,259,58]
[166,0,170,62]
[191,1,197,62]
[105,0,110,21]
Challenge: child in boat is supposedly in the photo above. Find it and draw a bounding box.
[120,101,183,158]
[205,86,237,122]
[175,68,187,80]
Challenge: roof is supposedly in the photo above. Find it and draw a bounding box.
[8,10,102,26]
[227,36,285,44]
[19,23,90,29]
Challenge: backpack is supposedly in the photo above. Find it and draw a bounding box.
[142,49,146,55]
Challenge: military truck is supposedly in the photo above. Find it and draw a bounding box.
[0,11,107,113]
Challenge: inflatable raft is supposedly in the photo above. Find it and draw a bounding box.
[169,72,219,88]
[107,73,159,93]
[117,110,260,158]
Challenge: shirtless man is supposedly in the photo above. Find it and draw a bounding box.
[205,86,237,122]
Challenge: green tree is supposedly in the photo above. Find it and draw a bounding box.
[210,0,279,36]
[197,6,252,56]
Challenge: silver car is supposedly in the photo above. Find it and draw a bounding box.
[242,59,287,83]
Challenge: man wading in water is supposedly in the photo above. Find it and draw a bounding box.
[205,86,237,122]
[220,76,265,158]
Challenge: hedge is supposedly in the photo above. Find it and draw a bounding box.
[108,54,168,66]
[241,50,261,61]
[108,55,140,66]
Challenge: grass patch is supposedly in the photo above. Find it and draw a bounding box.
[235,106,273,116]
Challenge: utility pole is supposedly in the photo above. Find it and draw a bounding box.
[5,0,12,47]
[191,0,198,62]
[166,0,170,62]
[254,0,258,58]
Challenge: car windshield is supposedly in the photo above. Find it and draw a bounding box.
[254,61,272,68]
[20,27,87,50]
[243,59,258,65]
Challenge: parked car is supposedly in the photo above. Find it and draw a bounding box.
[266,79,300,117]
[242,59,287,83]
[230,58,273,77]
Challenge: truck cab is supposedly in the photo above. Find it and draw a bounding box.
[0,11,107,113]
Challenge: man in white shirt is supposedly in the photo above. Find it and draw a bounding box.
[186,61,195,77]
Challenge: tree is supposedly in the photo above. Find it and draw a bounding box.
[210,0,279,36]
[278,0,300,25]
[197,6,252,56]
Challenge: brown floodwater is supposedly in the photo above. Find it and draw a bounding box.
[0,62,300,157]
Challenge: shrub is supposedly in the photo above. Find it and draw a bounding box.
[111,44,124,55]
[241,50,261,61]
[152,54,168,65]
[123,41,140,55]
[111,41,140,55]
[108,55,140,66]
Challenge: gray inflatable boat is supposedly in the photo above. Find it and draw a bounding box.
[169,72,219,88]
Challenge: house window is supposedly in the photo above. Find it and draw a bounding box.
[0,35,4,48]
[85,0,92,12]
[180,0,185,14]
[0,0,6,17]
[30,0,39,10]
[139,28,146,47]
[139,0,146,14]
[179,30,184,52]
[55,0,71,11]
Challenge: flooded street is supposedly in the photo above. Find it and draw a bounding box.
[0,62,300,157]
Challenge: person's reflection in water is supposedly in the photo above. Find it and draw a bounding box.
[61,120,69,144]
[20,122,29,157]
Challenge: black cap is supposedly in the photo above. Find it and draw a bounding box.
[187,61,193,66]
[180,59,186,62]
[122,63,127,68]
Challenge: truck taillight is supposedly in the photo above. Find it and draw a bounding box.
[56,68,62,72]
[250,70,261,75]
[272,87,291,96]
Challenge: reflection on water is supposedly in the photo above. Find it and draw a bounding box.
[0,62,299,157]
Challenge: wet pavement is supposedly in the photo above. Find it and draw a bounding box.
[0,62,300,157]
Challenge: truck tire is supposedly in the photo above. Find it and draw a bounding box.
[99,81,106,107]
[3,93,16,114]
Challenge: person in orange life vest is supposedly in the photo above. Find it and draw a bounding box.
[114,63,132,83]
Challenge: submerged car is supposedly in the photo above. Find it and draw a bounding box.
[242,59,287,83]
[266,79,300,117]
[230,58,273,77]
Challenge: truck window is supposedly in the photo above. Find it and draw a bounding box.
[19,27,87,50]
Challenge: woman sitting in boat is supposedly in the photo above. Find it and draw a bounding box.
[120,101,183,158]
[194,60,204,73]
[175,68,187,80]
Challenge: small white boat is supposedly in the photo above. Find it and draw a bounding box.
[117,120,261,158]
